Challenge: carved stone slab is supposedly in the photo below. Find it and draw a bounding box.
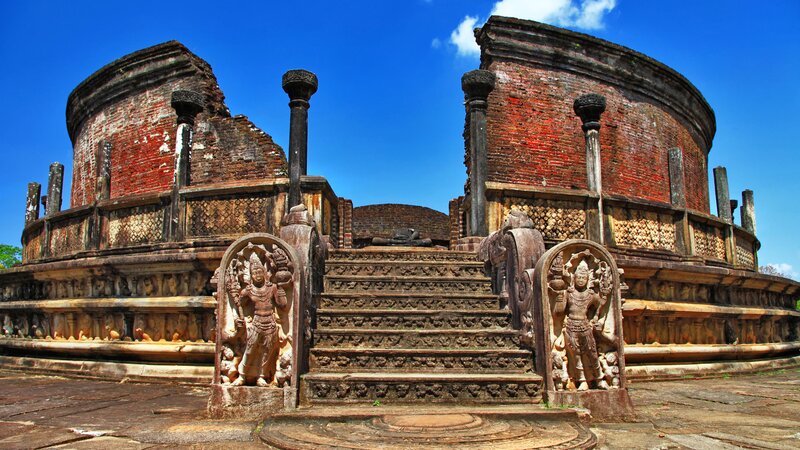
[209,233,303,418]
[532,239,633,418]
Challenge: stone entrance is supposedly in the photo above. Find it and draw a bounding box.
[303,247,542,405]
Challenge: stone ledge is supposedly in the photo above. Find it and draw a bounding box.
[626,355,800,380]
[0,354,212,383]
[623,299,800,319]
[0,338,214,362]
[625,342,800,363]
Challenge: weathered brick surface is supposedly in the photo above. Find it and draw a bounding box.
[473,17,715,214]
[481,62,708,211]
[67,41,286,208]
[352,204,449,243]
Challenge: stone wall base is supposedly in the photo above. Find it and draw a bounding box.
[0,355,212,384]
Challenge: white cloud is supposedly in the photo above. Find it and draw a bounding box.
[431,38,442,49]
[449,0,616,57]
[449,15,481,56]
[765,263,799,280]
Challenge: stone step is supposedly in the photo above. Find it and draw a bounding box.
[309,348,533,373]
[328,249,479,263]
[301,372,543,405]
[324,276,492,294]
[315,309,511,330]
[319,293,499,311]
[325,261,485,278]
[313,329,522,349]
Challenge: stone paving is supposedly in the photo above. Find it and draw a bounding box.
[0,368,799,449]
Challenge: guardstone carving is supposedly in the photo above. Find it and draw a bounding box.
[215,237,296,387]
[532,240,628,394]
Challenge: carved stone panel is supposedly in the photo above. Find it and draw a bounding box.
[610,208,676,252]
[532,240,626,394]
[108,205,165,247]
[22,227,43,263]
[502,198,585,241]
[735,237,755,270]
[187,194,272,237]
[214,233,301,409]
[49,216,87,255]
[691,221,726,260]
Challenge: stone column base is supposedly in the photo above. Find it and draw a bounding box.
[548,388,635,421]
[207,384,289,419]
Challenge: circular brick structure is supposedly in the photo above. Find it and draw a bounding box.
[476,16,714,212]
[352,204,450,247]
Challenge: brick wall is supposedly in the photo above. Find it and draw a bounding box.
[352,204,449,243]
[473,17,715,215]
[68,41,286,208]
[481,61,709,212]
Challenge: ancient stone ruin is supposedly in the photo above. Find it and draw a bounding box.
[1,15,798,447]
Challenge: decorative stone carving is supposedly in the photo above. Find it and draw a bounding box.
[214,234,300,390]
[531,240,632,415]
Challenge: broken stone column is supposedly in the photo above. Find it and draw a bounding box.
[25,182,41,225]
[462,69,496,237]
[741,190,756,235]
[713,166,731,223]
[667,148,686,208]
[282,69,318,209]
[95,141,112,201]
[169,90,204,240]
[667,148,690,254]
[45,162,64,216]
[573,93,606,243]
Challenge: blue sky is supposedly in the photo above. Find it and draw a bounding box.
[0,1,797,278]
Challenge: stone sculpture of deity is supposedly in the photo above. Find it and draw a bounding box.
[219,242,294,387]
[548,249,617,391]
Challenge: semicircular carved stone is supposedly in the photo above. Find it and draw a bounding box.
[214,233,302,391]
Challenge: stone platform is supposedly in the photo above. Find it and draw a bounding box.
[2,368,800,448]
[260,407,595,449]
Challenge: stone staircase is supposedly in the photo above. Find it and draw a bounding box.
[300,248,542,405]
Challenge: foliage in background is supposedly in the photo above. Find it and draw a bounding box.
[0,244,21,269]
[759,264,790,278]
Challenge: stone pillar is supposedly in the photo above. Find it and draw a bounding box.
[462,70,495,237]
[667,148,686,208]
[741,189,756,235]
[95,141,112,201]
[282,70,318,209]
[668,148,691,254]
[25,182,41,225]
[45,162,64,217]
[573,94,606,244]
[169,90,204,240]
[713,166,731,223]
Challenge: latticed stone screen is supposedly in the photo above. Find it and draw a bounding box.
[108,205,165,247]
[611,208,676,252]
[736,237,756,270]
[49,216,87,255]
[691,221,726,260]
[186,194,273,237]
[22,228,43,262]
[502,197,585,241]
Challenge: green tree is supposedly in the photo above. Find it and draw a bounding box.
[0,244,21,269]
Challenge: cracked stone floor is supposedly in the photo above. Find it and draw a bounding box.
[0,368,799,449]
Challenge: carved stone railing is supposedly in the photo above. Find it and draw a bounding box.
[472,183,760,270]
[21,176,340,263]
